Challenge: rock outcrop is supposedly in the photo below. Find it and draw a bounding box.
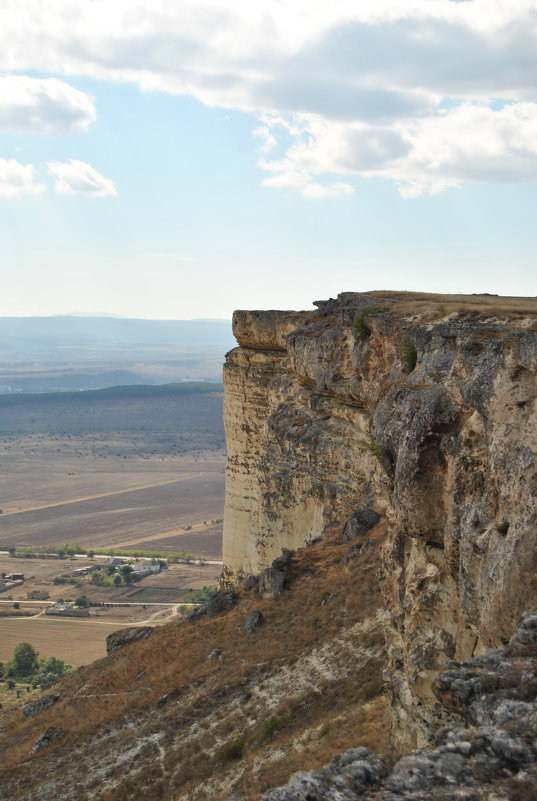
[222,291,537,746]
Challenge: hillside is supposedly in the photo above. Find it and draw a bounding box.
[0,529,389,800]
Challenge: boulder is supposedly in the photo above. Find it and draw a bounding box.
[206,648,222,663]
[340,509,381,543]
[30,726,66,755]
[272,550,294,570]
[243,575,259,591]
[244,609,264,633]
[259,568,285,599]
[23,693,60,718]
[106,626,154,655]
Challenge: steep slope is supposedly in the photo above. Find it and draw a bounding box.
[0,530,389,801]
[222,291,537,745]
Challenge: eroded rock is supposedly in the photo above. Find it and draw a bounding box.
[23,694,60,718]
[106,626,154,654]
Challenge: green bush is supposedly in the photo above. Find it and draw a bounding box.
[366,440,387,459]
[398,336,417,373]
[189,585,217,604]
[216,736,246,762]
[263,713,293,738]
[353,305,388,342]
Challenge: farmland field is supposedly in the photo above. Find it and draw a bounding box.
[0,617,111,664]
[0,384,226,558]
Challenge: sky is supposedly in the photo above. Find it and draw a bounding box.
[1,0,536,320]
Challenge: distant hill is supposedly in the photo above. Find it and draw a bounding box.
[0,316,235,393]
[0,316,234,354]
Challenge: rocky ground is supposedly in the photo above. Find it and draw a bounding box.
[231,612,537,801]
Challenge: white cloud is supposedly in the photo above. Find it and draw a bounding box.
[47,159,117,196]
[301,182,354,199]
[3,1,537,195]
[0,76,95,134]
[0,158,45,198]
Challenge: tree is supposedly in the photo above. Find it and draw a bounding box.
[121,565,134,584]
[113,574,122,585]
[74,595,90,608]
[35,656,69,686]
[9,642,39,677]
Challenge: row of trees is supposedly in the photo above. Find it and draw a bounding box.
[0,642,71,689]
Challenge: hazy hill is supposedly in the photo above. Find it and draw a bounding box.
[0,316,235,392]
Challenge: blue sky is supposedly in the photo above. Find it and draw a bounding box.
[1,1,536,319]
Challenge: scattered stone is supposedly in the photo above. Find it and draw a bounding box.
[244,609,264,633]
[23,693,60,718]
[157,694,168,706]
[340,508,381,542]
[30,726,66,755]
[243,575,259,591]
[272,550,294,570]
[259,568,285,599]
[206,648,222,663]
[106,626,154,654]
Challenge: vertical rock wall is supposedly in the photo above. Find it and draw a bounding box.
[222,292,537,746]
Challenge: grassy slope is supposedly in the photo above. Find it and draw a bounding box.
[0,526,390,801]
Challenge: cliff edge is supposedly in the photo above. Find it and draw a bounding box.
[222,291,537,746]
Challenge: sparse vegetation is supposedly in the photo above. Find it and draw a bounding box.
[263,712,294,738]
[398,336,417,373]
[367,440,387,459]
[353,305,388,342]
[216,735,246,762]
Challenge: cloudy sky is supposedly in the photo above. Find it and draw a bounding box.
[1,0,536,319]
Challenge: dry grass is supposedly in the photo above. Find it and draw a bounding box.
[363,290,537,320]
[0,527,390,801]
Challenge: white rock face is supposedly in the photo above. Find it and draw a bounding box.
[222,291,537,745]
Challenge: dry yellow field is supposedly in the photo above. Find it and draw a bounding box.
[0,617,110,665]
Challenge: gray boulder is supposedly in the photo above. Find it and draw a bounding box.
[188,589,237,621]
[340,508,381,542]
[206,648,222,663]
[272,550,294,570]
[30,726,66,755]
[244,609,264,633]
[259,568,285,599]
[243,575,259,591]
[106,626,154,655]
[23,693,60,718]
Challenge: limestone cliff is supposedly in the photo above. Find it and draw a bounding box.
[222,291,537,746]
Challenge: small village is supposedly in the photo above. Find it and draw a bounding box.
[0,556,166,617]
